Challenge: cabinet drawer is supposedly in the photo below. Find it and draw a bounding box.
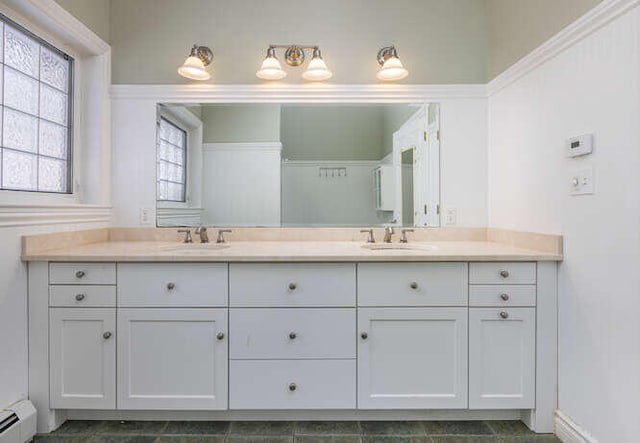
[230,359,356,409]
[469,285,536,307]
[50,285,116,307]
[469,262,536,284]
[49,263,116,285]
[118,263,227,307]
[358,263,468,306]
[229,263,355,307]
[230,308,355,359]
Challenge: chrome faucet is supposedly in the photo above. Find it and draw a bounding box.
[360,228,375,243]
[216,229,233,243]
[383,226,395,243]
[195,227,209,243]
[177,229,193,243]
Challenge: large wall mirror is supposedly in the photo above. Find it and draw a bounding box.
[156,102,440,228]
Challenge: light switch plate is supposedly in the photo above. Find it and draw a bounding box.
[569,166,595,195]
[444,208,457,225]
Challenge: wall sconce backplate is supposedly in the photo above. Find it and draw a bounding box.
[284,46,306,66]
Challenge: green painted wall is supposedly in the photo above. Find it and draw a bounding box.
[201,104,281,143]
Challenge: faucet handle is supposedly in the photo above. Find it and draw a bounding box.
[177,229,193,243]
[400,228,414,243]
[360,229,375,243]
[216,229,233,244]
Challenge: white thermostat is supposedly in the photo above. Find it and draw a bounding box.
[566,134,593,157]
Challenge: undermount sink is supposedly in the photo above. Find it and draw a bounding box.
[361,243,437,251]
[161,243,230,253]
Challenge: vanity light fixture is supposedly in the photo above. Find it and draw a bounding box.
[257,45,333,81]
[376,46,409,81]
[178,44,213,80]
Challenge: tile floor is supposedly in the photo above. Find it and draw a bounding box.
[34,420,561,442]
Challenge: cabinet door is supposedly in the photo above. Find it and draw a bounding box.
[358,308,467,409]
[469,308,535,409]
[118,308,228,410]
[49,308,116,409]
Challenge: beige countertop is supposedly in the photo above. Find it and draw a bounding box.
[21,239,563,262]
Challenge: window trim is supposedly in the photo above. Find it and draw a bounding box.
[157,116,188,203]
[0,11,75,195]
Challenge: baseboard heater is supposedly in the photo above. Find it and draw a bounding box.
[0,401,36,443]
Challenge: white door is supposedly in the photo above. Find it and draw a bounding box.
[469,308,535,409]
[358,308,467,409]
[49,308,116,409]
[117,308,228,410]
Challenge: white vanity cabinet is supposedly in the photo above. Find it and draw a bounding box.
[468,262,537,409]
[49,308,116,409]
[48,263,117,410]
[357,307,468,409]
[117,308,228,410]
[116,263,229,410]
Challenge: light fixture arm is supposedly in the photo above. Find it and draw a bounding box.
[267,44,322,67]
[377,45,399,66]
[189,44,214,67]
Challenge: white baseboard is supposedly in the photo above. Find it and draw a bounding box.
[555,410,598,443]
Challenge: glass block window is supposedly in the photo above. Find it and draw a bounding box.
[157,117,187,202]
[0,15,74,193]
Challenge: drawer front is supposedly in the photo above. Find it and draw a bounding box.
[230,308,355,359]
[118,263,228,307]
[49,263,116,285]
[230,359,356,409]
[469,262,536,284]
[50,285,116,307]
[229,263,355,307]
[470,285,536,307]
[358,263,468,307]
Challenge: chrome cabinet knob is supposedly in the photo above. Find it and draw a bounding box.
[499,270,510,278]
[75,293,86,301]
[167,282,176,290]
[216,332,225,340]
[103,331,112,339]
[500,311,509,319]
[361,332,368,340]
[288,282,297,291]
[75,270,85,279]
[500,293,510,301]
[410,281,418,290]
[288,382,297,391]
[289,332,297,340]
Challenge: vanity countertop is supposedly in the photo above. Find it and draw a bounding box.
[21,239,563,262]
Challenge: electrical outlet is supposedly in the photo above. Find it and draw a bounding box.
[139,207,151,225]
[444,208,457,226]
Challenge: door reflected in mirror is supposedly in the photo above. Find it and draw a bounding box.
[156,102,440,228]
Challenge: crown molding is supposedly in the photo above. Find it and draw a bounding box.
[489,0,640,95]
[110,84,488,102]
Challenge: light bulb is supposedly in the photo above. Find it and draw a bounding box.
[178,55,211,81]
[376,56,408,81]
[302,50,332,81]
[256,48,287,80]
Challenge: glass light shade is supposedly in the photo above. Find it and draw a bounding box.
[177,55,211,80]
[302,56,333,81]
[376,56,409,81]
[256,56,287,80]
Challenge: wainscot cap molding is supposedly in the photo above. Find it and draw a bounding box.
[488,0,640,95]
[110,84,488,102]
[0,204,111,228]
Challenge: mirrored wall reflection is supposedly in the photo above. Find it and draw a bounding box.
[156,102,440,228]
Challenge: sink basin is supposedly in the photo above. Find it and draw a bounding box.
[361,243,437,251]
[161,244,230,253]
